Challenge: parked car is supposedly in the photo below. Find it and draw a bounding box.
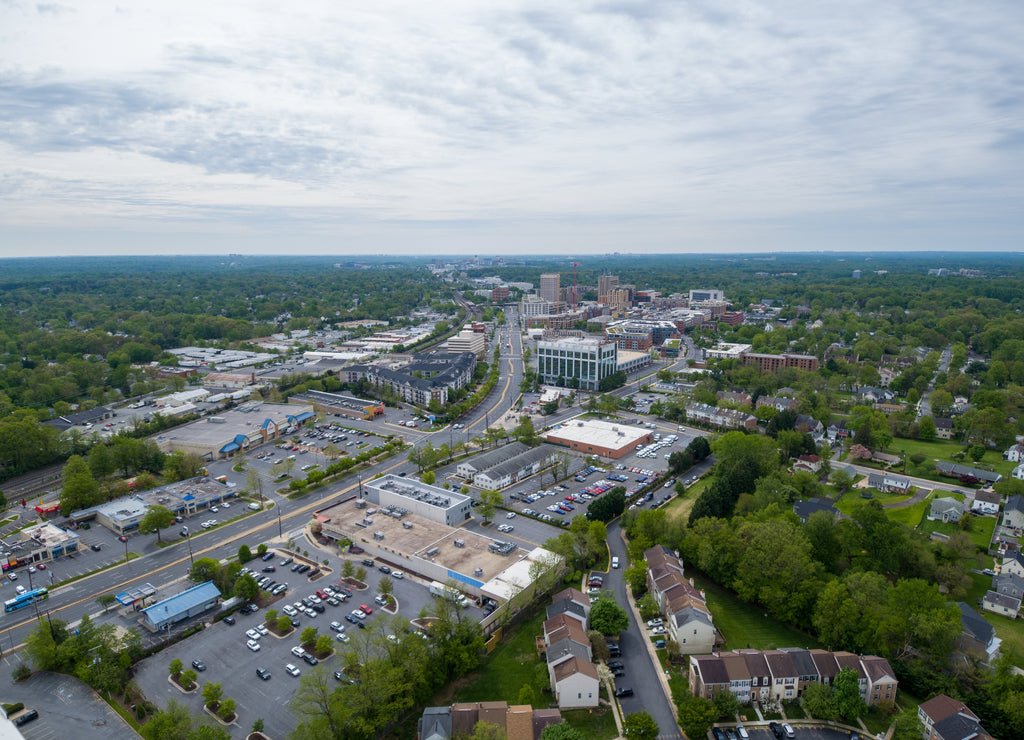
[285,663,301,677]
[191,660,206,671]
[781,723,795,738]
[614,687,633,698]
[246,640,261,652]
[256,667,271,680]
[769,722,784,739]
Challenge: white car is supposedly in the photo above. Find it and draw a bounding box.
[246,629,261,640]
[391,570,404,579]
[285,663,301,677]
[256,624,268,635]
[282,605,297,616]
[646,618,663,628]
[352,609,366,620]
[221,501,230,508]
[210,506,219,513]
[506,512,516,519]
[290,646,306,658]
[246,639,261,651]
[336,632,349,643]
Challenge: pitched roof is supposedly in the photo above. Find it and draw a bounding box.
[933,711,994,740]
[919,694,978,724]
[552,656,599,684]
[809,650,840,681]
[1006,494,1024,514]
[691,655,730,685]
[993,571,1024,596]
[860,655,897,684]
[546,600,587,623]
[957,602,995,644]
[779,648,819,678]
[984,590,1021,612]
[793,498,838,521]
[764,650,798,680]
[551,587,590,608]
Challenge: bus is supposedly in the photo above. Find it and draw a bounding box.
[4,587,48,613]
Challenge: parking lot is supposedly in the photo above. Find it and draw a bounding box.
[133,550,457,739]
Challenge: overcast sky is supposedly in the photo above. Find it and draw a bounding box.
[1,1,1022,257]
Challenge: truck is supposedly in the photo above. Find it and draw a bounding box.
[429,581,470,608]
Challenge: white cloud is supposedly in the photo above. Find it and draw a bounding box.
[0,0,1021,255]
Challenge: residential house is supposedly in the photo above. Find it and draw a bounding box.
[551,657,600,709]
[918,695,994,740]
[827,420,851,442]
[1001,550,1024,578]
[793,498,839,523]
[929,497,966,523]
[689,649,895,707]
[970,489,1001,516]
[1002,494,1024,530]
[685,402,757,431]
[936,462,1002,485]
[1013,463,1024,481]
[934,417,955,440]
[867,473,911,494]
[856,386,896,404]
[756,396,799,413]
[418,702,563,740]
[955,603,1001,664]
[716,390,752,407]
[794,414,824,435]
[644,545,716,654]
[794,454,821,473]
[982,589,1021,618]
[871,451,902,467]
[1005,443,1024,463]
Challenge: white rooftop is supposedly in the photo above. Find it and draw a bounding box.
[545,418,649,450]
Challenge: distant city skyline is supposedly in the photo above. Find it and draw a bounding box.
[1,1,1021,257]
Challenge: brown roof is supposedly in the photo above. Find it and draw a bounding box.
[544,614,590,648]
[451,703,480,736]
[919,694,978,724]
[505,705,533,740]
[764,650,798,680]
[692,655,730,685]
[861,655,896,684]
[740,651,770,681]
[721,653,752,683]
[533,709,563,739]
[479,701,508,729]
[809,650,840,681]
[552,656,599,684]
[833,652,866,679]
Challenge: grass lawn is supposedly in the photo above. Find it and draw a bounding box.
[561,707,618,739]
[885,497,933,529]
[983,609,1024,665]
[964,572,994,608]
[691,574,820,651]
[861,706,894,735]
[921,516,996,552]
[834,488,913,515]
[451,609,547,704]
[783,700,806,719]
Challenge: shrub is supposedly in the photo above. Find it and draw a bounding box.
[11,665,30,682]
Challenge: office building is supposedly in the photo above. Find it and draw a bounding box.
[536,337,617,391]
[539,273,561,304]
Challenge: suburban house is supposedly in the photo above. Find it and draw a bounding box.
[917,694,994,740]
[685,402,757,431]
[416,702,563,740]
[971,489,1001,516]
[543,592,599,709]
[644,545,717,654]
[982,588,1021,618]
[929,497,966,523]
[793,498,839,523]
[716,390,752,407]
[689,649,896,707]
[1005,443,1024,462]
[793,454,821,473]
[934,417,955,440]
[756,395,798,413]
[955,603,1001,664]
[1013,463,1024,481]
[867,473,911,494]
[1001,550,1024,579]
[827,420,851,442]
[794,414,824,435]
[1002,495,1024,531]
[936,462,1001,485]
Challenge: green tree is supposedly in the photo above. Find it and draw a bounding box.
[139,505,175,543]
[60,454,100,513]
[589,597,629,636]
[340,560,354,579]
[713,689,741,719]
[468,721,507,740]
[265,609,278,624]
[517,683,536,708]
[421,470,436,485]
[891,705,925,740]
[238,544,253,563]
[587,487,626,522]
[140,699,230,740]
[378,576,394,601]
[96,593,117,613]
[188,557,222,584]
[218,697,236,720]
[832,667,866,721]
[277,615,293,632]
[233,573,259,602]
[477,489,503,522]
[622,711,658,740]
[315,634,333,656]
[169,658,183,677]
[540,722,586,740]
[180,669,197,690]
[256,543,268,557]
[918,415,937,441]
[676,691,717,740]
[201,681,223,709]
[512,416,539,446]
[301,626,318,646]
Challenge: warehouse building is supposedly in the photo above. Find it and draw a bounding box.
[544,419,651,459]
[153,401,314,459]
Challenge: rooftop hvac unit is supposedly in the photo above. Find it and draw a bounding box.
[373,531,385,540]
[426,547,439,557]
[355,500,367,509]
[403,521,413,529]
[453,539,465,548]
[474,568,483,576]
[363,517,373,525]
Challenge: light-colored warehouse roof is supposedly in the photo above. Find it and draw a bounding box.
[544,419,648,450]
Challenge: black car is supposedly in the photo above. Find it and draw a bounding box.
[769,722,784,739]
[262,565,276,572]
[91,543,102,551]
[607,660,623,670]
[613,687,633,698]
[14,709,38,727]
[312,603,326,613]
[192,660,206,672]
[223,616,235,625]
[378,564,391,574]
[290,617,301,628]
[291,563,303,572]
[297,564,311,574]
[611,667,625,677]
[256,667,271,680]
[345,614,359,624]
[302,653,319,666]
[361,559,374,567]
[713,729,727,740]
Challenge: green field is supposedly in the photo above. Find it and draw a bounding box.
[983,608,1024,666]
[452,610,548,705]
[921,515,997,552]
[691,574,821,651]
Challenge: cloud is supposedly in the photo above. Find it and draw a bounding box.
[0,0,1021,255]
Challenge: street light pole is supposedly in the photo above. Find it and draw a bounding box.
[182,527,194,569]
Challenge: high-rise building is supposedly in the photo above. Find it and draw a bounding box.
[539,273,561,304]
[598,274,619,302]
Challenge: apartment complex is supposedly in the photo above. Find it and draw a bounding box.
[689,649,897,707]
[645,546,716,653]
[539,273,561,304]
[742,352,820,372]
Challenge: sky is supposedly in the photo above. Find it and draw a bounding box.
[1,0,1022,257]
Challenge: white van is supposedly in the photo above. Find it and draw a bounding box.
[611,557,620,569]
[248,503,261,511]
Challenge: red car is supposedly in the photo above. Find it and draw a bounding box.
[316,590,329,600]
[359,604,373,615]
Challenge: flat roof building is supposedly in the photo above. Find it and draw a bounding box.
[153,401,314,459]
[141,581,221,632]
[362,475,472,527]
[16,522,81,563]
[536,337,616,391]
[72,476,235,534]
[544,419,652,459]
